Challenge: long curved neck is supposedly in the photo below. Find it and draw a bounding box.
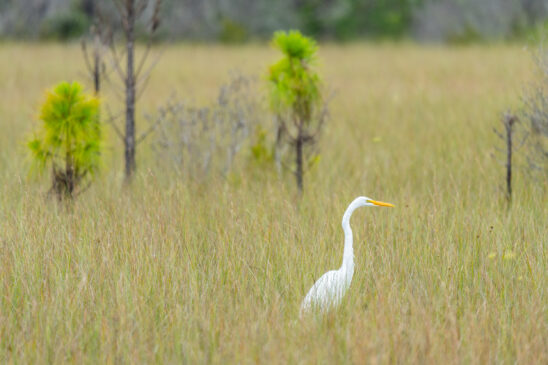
[341,199,362,273]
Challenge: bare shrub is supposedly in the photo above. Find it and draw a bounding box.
[522,42,548,178]
[150,74,263,179]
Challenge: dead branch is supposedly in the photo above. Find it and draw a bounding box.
[137,111,165,145]
[105,106,125,141]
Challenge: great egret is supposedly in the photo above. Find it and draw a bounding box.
[300,196,394,315]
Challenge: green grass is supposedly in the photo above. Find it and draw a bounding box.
[0,43,546,363]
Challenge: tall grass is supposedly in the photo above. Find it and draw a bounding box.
[0,43,546,363]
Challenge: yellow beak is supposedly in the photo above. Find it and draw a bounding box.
[369,199,395,207]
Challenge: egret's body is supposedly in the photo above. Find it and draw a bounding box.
[300,196,393,315]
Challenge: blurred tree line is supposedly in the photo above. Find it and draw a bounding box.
[0,0,546,42]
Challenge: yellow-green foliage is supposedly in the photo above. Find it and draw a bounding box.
[28,81,101,197]
[268,30,321,121]
[0,44,546,363]
[250,127,274,165]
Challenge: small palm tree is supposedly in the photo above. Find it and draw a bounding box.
[28,81,102,199]
[267,30,327,193]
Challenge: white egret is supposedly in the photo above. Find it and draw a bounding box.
[300,196,394,315]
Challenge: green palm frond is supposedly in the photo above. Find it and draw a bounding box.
[268,30,321,117]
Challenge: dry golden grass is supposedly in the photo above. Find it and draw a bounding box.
[0,43,546,364]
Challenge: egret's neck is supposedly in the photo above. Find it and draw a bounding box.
[342,219,353,272]
[341,200,362,276]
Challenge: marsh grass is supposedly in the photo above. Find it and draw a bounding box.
[0,43,546,363]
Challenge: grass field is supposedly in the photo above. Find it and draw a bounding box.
[0,43,546,363]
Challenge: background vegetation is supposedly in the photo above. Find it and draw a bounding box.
[1,0,547,42]
[0,43,546,363]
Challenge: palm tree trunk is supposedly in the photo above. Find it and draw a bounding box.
[295,133,303,193]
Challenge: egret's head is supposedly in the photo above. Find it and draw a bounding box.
[358,196,395,208]
[343,196,394,225]
[343,196,394,224]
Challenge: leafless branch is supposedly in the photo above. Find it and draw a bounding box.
[106,42,127,81]
[105,106,124,141]
[81,40,94,75]
[136,45,164,82]
[137,111,165,145]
